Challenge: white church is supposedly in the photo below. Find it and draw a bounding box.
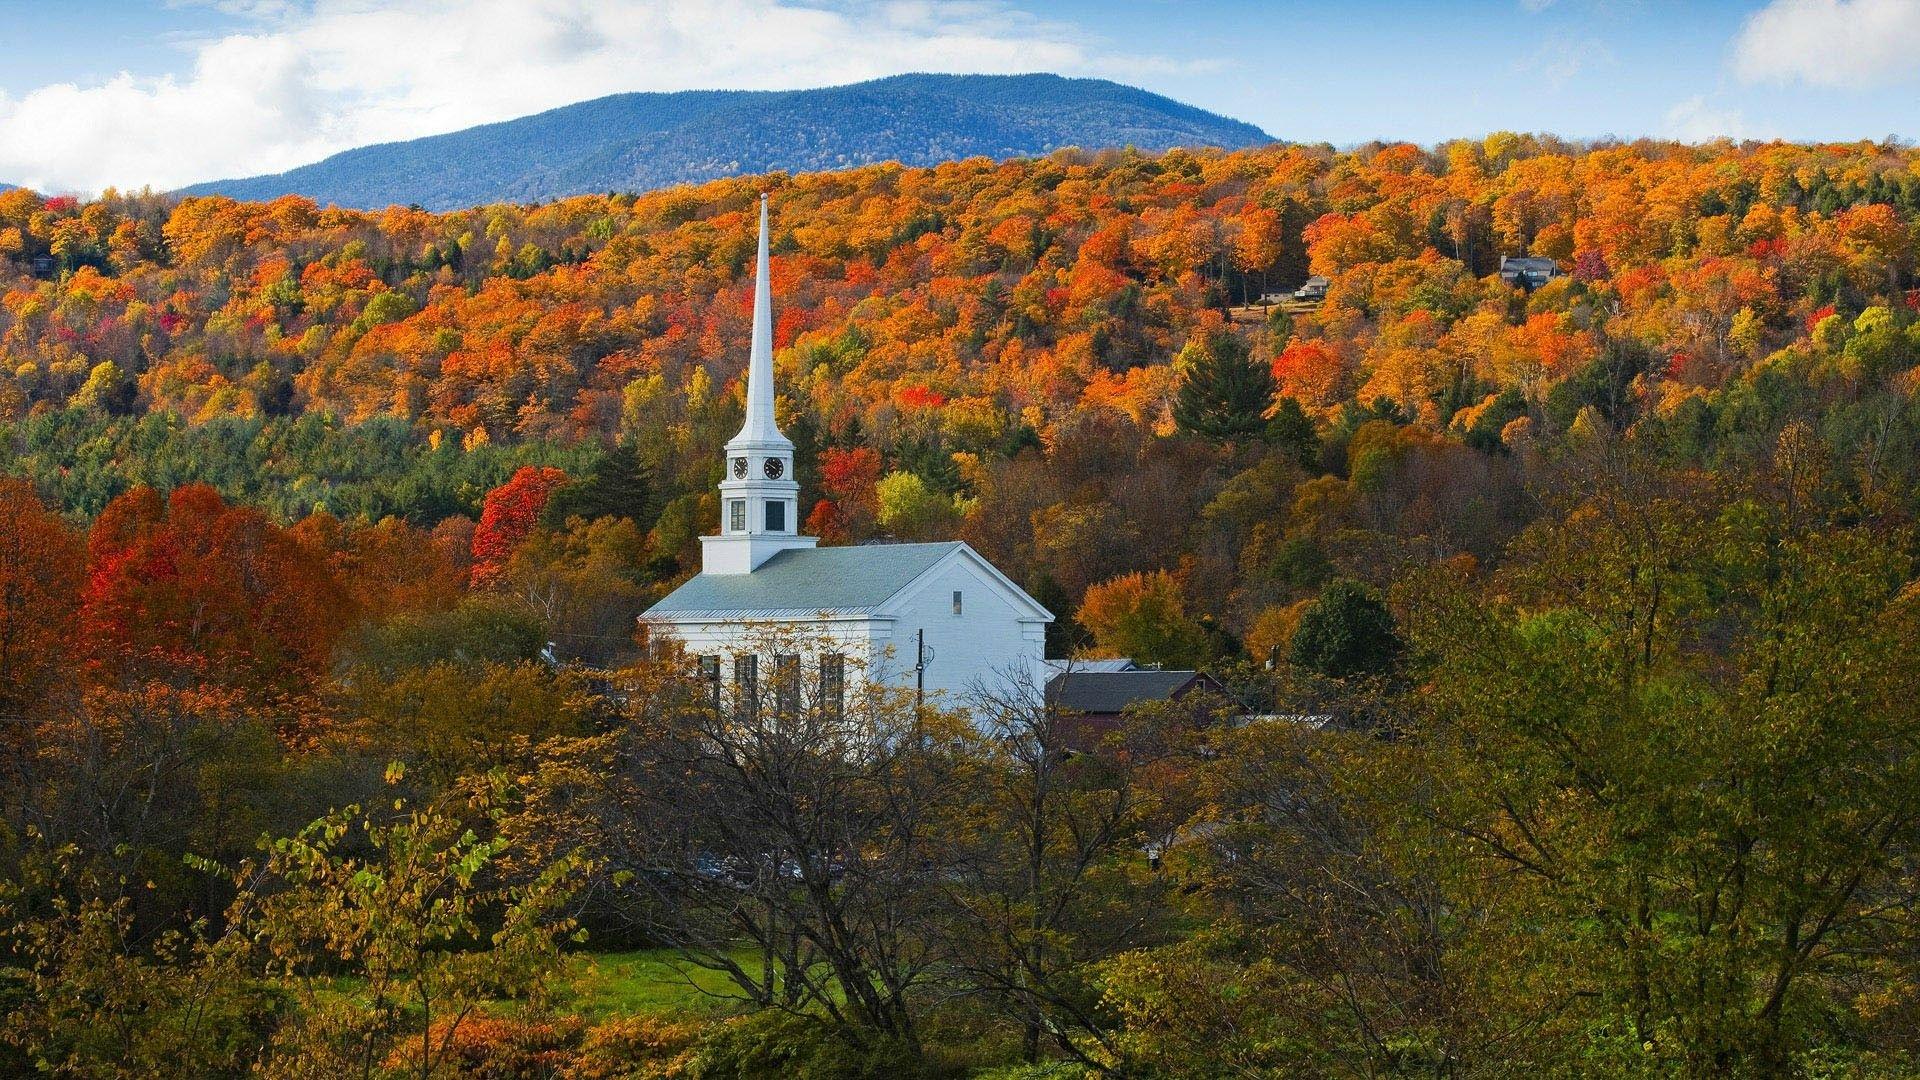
[641,196,1055,708]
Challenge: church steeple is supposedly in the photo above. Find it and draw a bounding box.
[735,194,783,446]
[701,194,817,575]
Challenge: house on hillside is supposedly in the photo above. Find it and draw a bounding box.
[1498,256,1559,289]
[1293,275,1330,301]
[641,197,1054,709]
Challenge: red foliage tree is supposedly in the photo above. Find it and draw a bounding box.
[471,466,570,589]
[812,447,883,543]
[805,499,850,545]
[80,484,348,691]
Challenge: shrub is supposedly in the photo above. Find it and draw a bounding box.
[688,1011,948,1080]
[566,1015,702,1080]
[386,1014,581,1079]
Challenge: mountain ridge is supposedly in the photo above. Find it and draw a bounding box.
[180,73,1272,211]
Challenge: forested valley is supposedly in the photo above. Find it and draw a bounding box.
[4,136,1920,1076]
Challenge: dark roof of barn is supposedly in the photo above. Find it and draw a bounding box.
[1045,669,1218,715]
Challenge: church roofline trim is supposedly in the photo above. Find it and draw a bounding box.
[872,542,1056,624]
[640,607,887,623]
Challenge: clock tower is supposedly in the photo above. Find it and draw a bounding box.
[701,195,818,575]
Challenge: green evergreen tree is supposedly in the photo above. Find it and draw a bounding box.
[1265,395,1320,468]
[1290,578,1401,678]
[1173,329,1275,441]
[539,441,656,530]
[1027,573,1086,659]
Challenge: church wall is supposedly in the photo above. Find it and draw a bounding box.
[872,558,1045,708]
[646,617,886,705]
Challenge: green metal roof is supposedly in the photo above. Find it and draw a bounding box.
[644,542,965,619]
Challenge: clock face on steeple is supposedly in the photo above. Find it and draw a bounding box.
[732,457,748,479]
[763,457,785,479]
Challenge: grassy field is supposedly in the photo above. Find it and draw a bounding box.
[558,948,763,1021]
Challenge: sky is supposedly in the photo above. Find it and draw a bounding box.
[1,0,1917,194]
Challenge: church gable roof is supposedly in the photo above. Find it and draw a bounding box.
[645,542,967,620]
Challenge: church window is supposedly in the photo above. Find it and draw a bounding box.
[952,591,963,615]
[820,654,845,722]
[729,499,746,532]
[774,654,800,718]
[765,499,786,532]
[697,655,721,712]
[735,655,758,721]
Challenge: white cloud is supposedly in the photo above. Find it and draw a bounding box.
[1734,0,1920,88]
[1512,36,1612,91]
[1660,95,1759,142]
[0,0,1135,194]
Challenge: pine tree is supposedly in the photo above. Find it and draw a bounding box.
[1265,395,1320,467]
[539,442,655,531]
[1172,329,1274,441]
[1027,574,1086,659]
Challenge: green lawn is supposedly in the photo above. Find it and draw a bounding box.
[560,948,765,1021]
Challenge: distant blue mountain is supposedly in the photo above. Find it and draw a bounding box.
[180,74,1272,211]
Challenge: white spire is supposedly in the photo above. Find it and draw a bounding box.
[703,192,816,574]
[731,193,786,448]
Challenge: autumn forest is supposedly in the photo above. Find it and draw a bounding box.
[5,135,1920,1077]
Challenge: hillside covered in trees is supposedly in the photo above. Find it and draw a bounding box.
[179,74,1273,211]
[5,136,1920,1076]
[7,136,1920,649]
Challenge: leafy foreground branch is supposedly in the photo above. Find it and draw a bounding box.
[0,770,587,1080]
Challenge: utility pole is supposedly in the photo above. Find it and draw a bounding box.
[915,628,935,711]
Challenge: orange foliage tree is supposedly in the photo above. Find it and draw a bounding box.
[0,480,85,715]
[1076,570,1209,670]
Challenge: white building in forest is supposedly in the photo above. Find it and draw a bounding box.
[641,196,1054,708]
